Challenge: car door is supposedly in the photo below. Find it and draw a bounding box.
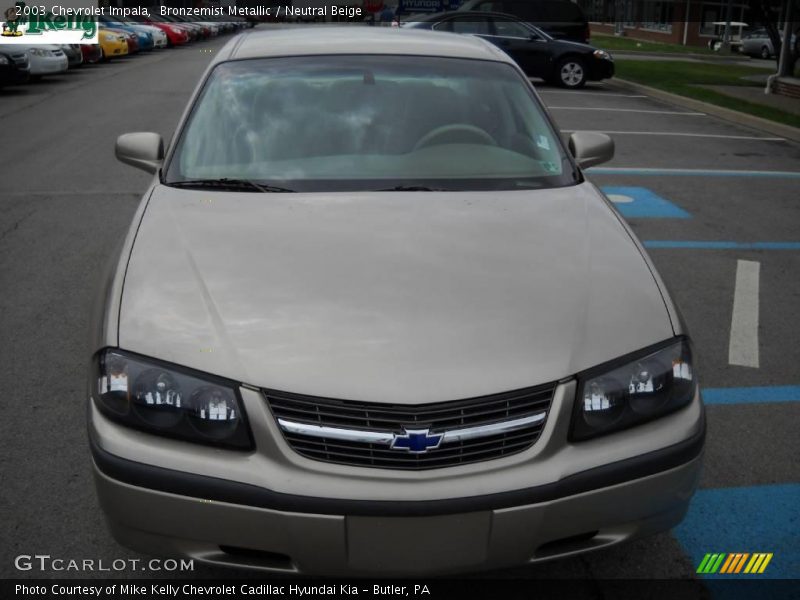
[434,15,493,37]
[486,17,551,77]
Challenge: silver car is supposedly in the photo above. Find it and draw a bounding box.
[740,28,776,58]
[90,27,704,575]
[740,28,797,59]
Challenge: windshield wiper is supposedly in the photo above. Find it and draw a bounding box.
[167,178,296,193]
[375,185,450,192]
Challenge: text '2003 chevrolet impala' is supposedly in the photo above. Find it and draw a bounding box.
[89,27,705,575]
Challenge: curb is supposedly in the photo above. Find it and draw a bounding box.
[609,78,800,143]
[608,50,753,62]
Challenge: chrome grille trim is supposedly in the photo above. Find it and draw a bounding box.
[277,412,545,446]
[441,412,546,442]
[265,383,554,470]
[277,419,395,445]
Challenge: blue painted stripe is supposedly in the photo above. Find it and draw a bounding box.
[644,241,800,250]
[588,167,800,179]
[703,386,800,405]
[673,484,800,579]
[601,186,691,218]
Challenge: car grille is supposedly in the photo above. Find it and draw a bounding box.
[11,53,28,66]
[265,383,554,470]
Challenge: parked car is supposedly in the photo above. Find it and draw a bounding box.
[740,27,798,59]
[404,11,613,87]
[80,43,103,64]
[118,18,168,49]
[130,15,190,47]
[0,45,30,87]
[458,0,590,43]
[157,15,203,41]
[99,16,155,51]
[98,29,129,60]
[92,27,703,576]
[60,44,84,68]
[24,45,68,79]
[106,28,140,55]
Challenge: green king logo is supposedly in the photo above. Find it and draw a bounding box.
[2,2,97,40]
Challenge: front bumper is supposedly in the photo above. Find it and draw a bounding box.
[29,55,68,75]
[89,381,704,575]
[103,41,128,57]
[589,59,615,81]
[93,440,702,575]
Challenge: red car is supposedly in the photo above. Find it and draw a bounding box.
[131,16,190,47]
[120,30,139,54]
[80,44,102,64]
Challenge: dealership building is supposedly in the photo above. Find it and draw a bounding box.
[577,0,755,47]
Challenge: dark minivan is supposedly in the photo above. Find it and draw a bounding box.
[458,0,589,43]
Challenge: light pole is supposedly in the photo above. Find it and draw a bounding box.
[720,0,734,53]
[615,0,625,36]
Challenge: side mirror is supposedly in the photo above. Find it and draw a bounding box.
[568,131,614,169]
[115,132,164,174]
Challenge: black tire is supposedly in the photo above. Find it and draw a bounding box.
[760,46,770,59]
[555,56,587,89]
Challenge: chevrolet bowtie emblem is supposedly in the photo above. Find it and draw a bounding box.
[390,428,443,453]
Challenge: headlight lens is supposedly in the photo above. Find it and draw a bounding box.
[0,55,8,65]
[29,48,48,57]
[571,338,695,441]
[593,49,612,61]
[94,349,253,450]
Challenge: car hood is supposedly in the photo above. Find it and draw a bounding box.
[119,183,673,403]
[550,39,597,53]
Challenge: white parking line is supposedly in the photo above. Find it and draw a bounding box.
[588,167,800,178]
[537,90,648,98]
[549,107,705,115]
[0,190,143,196]
[729,259,760,368]
[561,130,785,141]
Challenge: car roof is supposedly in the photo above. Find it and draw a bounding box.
[216,26,513,64]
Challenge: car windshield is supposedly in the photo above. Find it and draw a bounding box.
[165,55,576,192]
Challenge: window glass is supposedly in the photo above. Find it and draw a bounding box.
[167,56,574,192]
[451,17,492,35]
[493,19,534,38]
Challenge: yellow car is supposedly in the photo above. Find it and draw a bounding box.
[98,28,128,61]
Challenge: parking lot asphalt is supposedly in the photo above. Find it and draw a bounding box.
[0,32,798,588]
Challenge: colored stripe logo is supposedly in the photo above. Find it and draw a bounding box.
[697,553,773,574]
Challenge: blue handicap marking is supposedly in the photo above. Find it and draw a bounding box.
[673,484,800,579]
[702,385,800,405]
[600,186,691,218]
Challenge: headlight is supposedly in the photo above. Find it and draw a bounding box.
[0,56,8,65]
[29,48,49,57]
[593,49,612,61]
[170,27,182,34]
[94,349,253,450]
[571,338,695,441]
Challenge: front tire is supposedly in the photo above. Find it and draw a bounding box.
[556,57,587,88]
